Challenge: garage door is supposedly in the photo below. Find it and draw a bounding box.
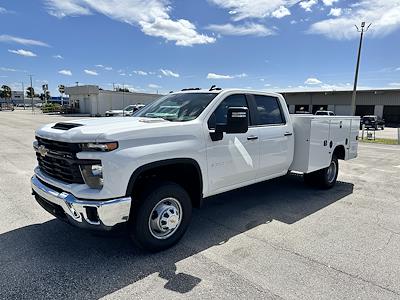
[355,105,374,117]
[334,105,351,116]
[383,106,400,126]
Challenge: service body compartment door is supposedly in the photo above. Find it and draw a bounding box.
[308,118,331,172]
[348,119,359,159]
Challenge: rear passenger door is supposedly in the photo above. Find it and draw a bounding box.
[250,94,294,178]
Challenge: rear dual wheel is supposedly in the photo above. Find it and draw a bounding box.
[304,155,339,189]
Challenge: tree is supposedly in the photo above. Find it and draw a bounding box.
[45,90,51,101]
[26,87,35,98]
[116,87,130,92]
[0,85,12,105]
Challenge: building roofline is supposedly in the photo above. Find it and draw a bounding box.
[279,87,400,94]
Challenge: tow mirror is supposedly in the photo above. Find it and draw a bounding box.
[210,107,249,141]
[225,107,249,134]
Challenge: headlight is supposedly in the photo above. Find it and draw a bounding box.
[80,164,103,189]
[81,142,118,152]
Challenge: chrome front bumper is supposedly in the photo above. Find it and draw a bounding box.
[31,175,132,230]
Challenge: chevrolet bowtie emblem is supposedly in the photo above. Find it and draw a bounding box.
[38,145,49,157]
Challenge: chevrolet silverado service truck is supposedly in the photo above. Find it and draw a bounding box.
[31,89,360,251]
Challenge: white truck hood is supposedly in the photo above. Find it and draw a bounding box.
[35,117,182,143]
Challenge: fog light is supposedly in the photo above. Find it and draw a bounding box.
[80,164,104,189]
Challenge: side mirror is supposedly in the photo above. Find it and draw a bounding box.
[209,107,249,141]
[225,107,249,134]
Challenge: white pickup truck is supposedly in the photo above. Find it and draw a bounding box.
[31,89,360,251]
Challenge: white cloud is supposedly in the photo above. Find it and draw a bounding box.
[58,69,72,76]
[207,23,274,36]
[84,69,98,75]
[207,72,248,79]
[0,6,13,14]
[44,0,215,46]
[53,54,63,59]
[148,83,161,89]
[236,73,248,78]
[272,6,291,18]
[133,70,148,76]
[328,7,342,17]
[299,0,318,12]
[395,67,400,71]
[0,67,17,72]
[305,77,322,85]
[160,69,180,78]
[95,64,112,70]
[209,0,301,21]
[207,73,234,79]
[8,49,37,57]
[0,34,49,47]
[389,82,400,86]
[309,0,400,40]
[322,0,338,6]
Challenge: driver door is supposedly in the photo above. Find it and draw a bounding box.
[205,94,260,194]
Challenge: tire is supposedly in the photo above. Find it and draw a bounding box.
[304,155,339,189]
[129,181,192,252]
[303,171,318,186]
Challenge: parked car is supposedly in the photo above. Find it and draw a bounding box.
[360,115,385,130]
[315,110,335,116]
[105,104,145,117]
[31,89,360,251]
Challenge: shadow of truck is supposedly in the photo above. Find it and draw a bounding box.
[0,174,353,299]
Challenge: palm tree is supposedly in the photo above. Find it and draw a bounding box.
[0,85,12,108]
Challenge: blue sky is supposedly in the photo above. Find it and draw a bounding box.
[1,0,400,96]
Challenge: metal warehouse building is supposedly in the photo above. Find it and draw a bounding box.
[282,88,400,126]
[65,85,161,116]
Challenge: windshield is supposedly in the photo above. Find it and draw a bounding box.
[134,93,218,121]
[124,106,134,111]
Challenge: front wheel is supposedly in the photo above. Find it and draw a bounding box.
[129,182,192,252]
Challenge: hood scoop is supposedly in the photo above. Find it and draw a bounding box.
[52,122,83,130]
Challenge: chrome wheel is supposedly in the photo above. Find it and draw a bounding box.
[148,198,182,240]
[326,160,337,183]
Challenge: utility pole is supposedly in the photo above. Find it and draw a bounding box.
[351,22,371,116]
[122,83,125,116]
[22,82,25,110]
[29,75,34,113]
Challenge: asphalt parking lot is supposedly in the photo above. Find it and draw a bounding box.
[1,110,400,300]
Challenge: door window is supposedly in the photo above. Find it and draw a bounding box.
[208,94,250,129]
[253,95,285,125]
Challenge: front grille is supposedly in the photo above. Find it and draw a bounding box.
[35,137,99,184]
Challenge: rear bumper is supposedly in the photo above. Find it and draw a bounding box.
[31,175,131,231]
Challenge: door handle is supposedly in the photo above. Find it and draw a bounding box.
[247,135,258,141]
[284,132,293,136]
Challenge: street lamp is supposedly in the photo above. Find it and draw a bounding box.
[351,22,371,116]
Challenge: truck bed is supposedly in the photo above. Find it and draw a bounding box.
[289,115,360,173]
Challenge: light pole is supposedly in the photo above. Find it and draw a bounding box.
[29,75,34,113]
[351,22,371,116]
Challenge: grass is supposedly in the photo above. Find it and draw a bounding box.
[360,138,399,145]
